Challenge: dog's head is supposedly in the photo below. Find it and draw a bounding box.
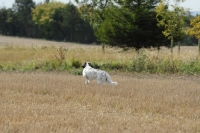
[82,62,93,68]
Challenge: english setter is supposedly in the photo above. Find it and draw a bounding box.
[82,62,118,85]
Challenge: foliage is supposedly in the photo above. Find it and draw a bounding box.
[97,6,167,49]
[71,59,82,68]
[155,1,187,53]
[32,2,65,39]
[78,0,169,49]
[0,7,8,35]
[62,4,96,42]
[187,16,200,39]
[32,2,65,25]
[12,0,36,36]
[32,2,96,42]
[0,0,195,47]
[76,0,113,27]
[0,1,96,43]
[186,16,200,39]
[186,15,200,54]
[0,0,36,36]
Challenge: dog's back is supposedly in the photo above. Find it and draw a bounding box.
[95,70,117,85]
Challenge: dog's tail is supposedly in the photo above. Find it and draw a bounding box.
[106,74,118,85]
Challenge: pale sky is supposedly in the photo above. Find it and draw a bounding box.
[0,0,200,11]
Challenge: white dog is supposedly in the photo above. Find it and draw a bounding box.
[82,62,118,85]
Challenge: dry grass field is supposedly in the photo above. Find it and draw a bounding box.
[0,72,200,133]
[0,36,134,67]
[0,35,200,64]
[0,35,200,132]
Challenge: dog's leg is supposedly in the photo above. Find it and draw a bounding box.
[97,76,105,84]
[84,76,90,84]
[84,79,89,84]
[85,80,90,84]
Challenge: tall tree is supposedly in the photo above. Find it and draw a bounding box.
[32,2,66,39]
[45,0,50,3]
[61,3,96,42]
[0,7,8,35]
[155,1,187,53]
[12,0,35,36]
[76,0,115,33]
[32,2,95,42]
[0,7,18,36]
[186,16,200,54]
[78,0,167,49]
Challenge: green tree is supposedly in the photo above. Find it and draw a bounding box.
[62,4,82,41]
[78,0,167,49]
[4,8,17,36]
[186,16,200,54]
[76,0,115,33]
[155,1,187,53]
[59,3,95,42]
[45,0,50,3]
[0,7,19,36]
[12,0,35,36]
[102,6,169,49]
[32,2,95,42]
[32,2,66,39]
[0,7,8,34]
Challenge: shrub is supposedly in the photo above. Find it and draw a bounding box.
[71,59,81,68]
[131,52,150,72]
[55,45,68,66]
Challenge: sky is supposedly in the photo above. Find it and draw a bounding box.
[0,0,200,11]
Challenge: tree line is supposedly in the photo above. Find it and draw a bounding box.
[0,0,96,43]
[0,0,199,49]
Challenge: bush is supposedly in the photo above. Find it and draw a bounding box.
[71,59,81,68]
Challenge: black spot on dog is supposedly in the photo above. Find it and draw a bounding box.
[88,62,93,68]
[82,62,86,68]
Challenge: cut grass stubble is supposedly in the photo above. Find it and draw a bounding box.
[0,72,200,132]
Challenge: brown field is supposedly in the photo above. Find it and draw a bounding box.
[0,35,200,65]
[0,35,97,48]
[0,35,200,132]
[0,35,134,66]
[0,72,200,133]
